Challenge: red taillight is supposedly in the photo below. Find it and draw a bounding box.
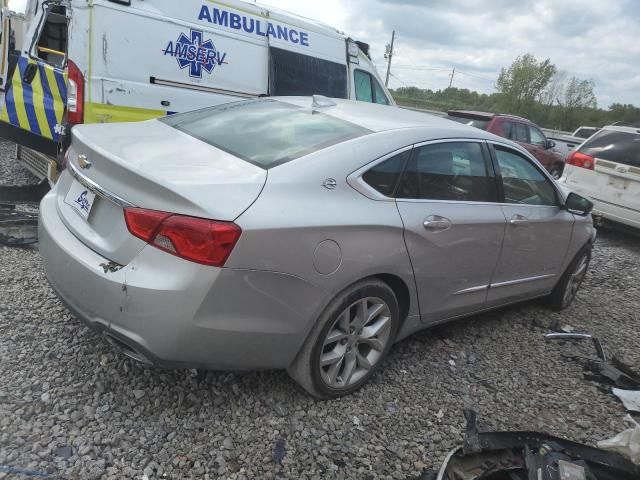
[67,60,85,125]
[566,151,595,170]
[124,208,242,267]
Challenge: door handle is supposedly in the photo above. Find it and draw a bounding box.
[23,63,37,84]
[423,215,451,232]
[509,214,529,226]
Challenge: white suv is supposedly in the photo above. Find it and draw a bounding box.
[561,125,640,229]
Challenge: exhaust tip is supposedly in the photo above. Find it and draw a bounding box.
[104,334,153,366]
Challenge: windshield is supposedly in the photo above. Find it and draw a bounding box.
[446,115,490,130]
[161,99,371,169]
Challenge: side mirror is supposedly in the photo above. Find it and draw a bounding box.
[546,140,556,149]
[565,192,593,216]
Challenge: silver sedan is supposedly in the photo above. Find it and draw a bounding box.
[39,97,596,398]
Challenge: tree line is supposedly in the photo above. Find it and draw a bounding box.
[391,53,640,132]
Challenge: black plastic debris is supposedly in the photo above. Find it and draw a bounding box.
[0,204,38,246]
[424,410,640,480]
[272,438,286,465]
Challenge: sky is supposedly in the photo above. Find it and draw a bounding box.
[263,0,640,109]
[6,0,638,108]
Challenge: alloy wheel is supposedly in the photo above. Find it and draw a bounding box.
[319,297,392,389]
[563,254,589,306]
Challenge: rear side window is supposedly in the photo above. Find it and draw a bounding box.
[513,123,529,143]
[362,150,411,196]
[161,99,370,169]
[396,142,493,202]
[579,130,640,167]
[354,70,390,105]
[270,47,347,99]
[446,116,490,130]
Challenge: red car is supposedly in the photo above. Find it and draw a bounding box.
[447,111,566,179]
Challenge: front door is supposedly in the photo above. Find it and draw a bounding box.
[487,143,574,304]
[395,140,506,323]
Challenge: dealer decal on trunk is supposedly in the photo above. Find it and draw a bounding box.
[163,29,228,79]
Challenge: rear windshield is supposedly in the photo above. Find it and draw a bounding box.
[579,129,640,167]
[445,115,490,131]
[161,100,370,168]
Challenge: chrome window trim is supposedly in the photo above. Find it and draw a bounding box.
[347,145,414,201]
[349,138,490,202]
[67,162,135,208]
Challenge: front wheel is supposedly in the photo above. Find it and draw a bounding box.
[288,279,399,398]
[546,245,591,310]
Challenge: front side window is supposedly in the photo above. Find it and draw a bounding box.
[362,150,411,196]
[33,5,68,67]
[494,146,558,206]
[354,70,390,105]
[529,126,546,147]
[396,142,493,202]
[161,99,370,168]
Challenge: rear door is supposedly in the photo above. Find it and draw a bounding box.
[487,143,573,305]
[394,140,505,323]
[0,1,68,155]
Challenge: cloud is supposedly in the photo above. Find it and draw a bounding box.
[264,0,640,107]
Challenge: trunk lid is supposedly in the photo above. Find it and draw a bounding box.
[56,120,267,265]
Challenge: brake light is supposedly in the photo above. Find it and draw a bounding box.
[67,60,85,125]
[566,151,595,170]
[124,208,242,267]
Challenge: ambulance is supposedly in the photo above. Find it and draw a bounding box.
[0,0,394,181]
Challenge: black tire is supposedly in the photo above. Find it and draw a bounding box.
[287,279,400,399]
[549,165,564,180]
[546,245,592,311]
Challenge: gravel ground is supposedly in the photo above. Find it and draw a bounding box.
[0,146,639,479]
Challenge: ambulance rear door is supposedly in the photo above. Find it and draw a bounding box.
[0,6,12,93]
[0,0,69,156]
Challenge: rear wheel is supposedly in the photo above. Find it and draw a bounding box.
[288,279,399,398]
[546,245,591,310]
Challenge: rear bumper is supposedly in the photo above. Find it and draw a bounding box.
[38,190,330,370]
[589,198,640,230]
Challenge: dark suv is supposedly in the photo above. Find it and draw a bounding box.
[446,111,566,179]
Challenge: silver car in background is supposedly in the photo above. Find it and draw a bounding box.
[39,97,596,398]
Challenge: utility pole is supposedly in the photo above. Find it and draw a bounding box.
[448,67,456,89]
[384,30,396,87]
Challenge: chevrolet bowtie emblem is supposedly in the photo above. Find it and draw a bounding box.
[78,155,91,170]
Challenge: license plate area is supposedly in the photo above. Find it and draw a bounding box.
[64,179,97,220]
[607,176,629,190]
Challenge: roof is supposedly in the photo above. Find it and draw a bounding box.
[447,110,533,124]
[277,97,499,138]
[603,125,640,135]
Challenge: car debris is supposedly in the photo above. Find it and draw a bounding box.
[544,331,640,390]
[544,332,607,361]
[597,417,640,465]
[0,204,38,246]
[424,410,640,479]
[613,388,640,413]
